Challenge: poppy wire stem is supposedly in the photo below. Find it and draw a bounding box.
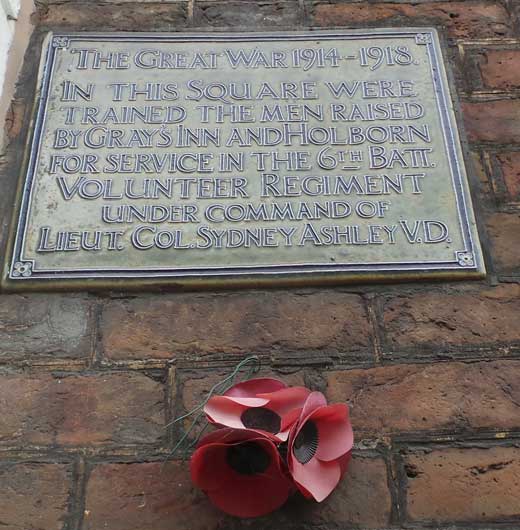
[164,355,261,462]
[166,355,260,428]
[187,421,210,450]
[168,410,204,460]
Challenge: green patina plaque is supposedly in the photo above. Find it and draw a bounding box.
[5,30,485,289]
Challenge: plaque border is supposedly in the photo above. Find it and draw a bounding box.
[4,29,486,290]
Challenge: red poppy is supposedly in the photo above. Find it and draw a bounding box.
[288,392,354,502]
[190,427,294,517]
[204,378,310,441]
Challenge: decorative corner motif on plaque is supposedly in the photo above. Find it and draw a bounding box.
[456,251,475,267]
[415,33,432,45]
[11,261,33,278]
[52,36,70,49]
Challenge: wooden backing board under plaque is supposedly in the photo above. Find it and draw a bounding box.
[4,29,486,290]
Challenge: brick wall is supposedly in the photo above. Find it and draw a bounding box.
[1,1,520,529]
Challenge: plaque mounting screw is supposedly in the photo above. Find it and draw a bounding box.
[12,261,33,278]
[456,251,475,267]
[415,33,432,45]
[52,36,70,49]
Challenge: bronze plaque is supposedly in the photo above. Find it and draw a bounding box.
[5,30,485,289]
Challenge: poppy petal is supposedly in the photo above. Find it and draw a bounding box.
[191,442,235,491]
[279,407,303,441]
[312,405,354,461]
[300,392,327,423]
[204,396,246,428]
[290,457,341,502]
[205,395,273,428]
[198,427,278,447]
[192,429,282,489]
[196,426,258,447]
[206,467,292,518]
[225,378,287,398]
[288,392,327,449]
[276,429,290,442]
[294,481,314,500]
[259,387,311,416]
[192,430,292,518]
[280,407,302,433]
[225,396,270,407]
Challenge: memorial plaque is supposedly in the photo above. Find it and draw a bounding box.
[5,30,485,289]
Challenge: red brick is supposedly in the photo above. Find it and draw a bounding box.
[405,447,520,522]
[479,50,520,90]
[37,2,186,30]
[327,360,520,434]
[0,463,71,530]
[0,372,164,446]
[194,1,300,27]
[497,151,520,200]
[468,150,492,197]
[84,461,225,530]
[101,291,371,360]
[382,284,520,352]
[486,212,520,273]
[0,294,91,360]
[462,100,520,144]
[471,151,489,188]
[311,2,512,39]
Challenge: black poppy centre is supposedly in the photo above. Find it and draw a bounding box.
[226,442,271,475]
[293,421,319,464]
[241,407,281,433]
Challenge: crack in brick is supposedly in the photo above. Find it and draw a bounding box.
[470,460,513,475]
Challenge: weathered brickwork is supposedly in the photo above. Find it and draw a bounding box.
[1,1,519,529]
[462,100,520,144]
[327,360,520,434]
[477,50,520,91]
[84,461,225,530]
[0,371,165,446]
[101,291,372,362]
[404,447,520,523]
[496,151,520,201]
[0,463,73,530]
[311,1,514,39]
[0,294,92,362]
